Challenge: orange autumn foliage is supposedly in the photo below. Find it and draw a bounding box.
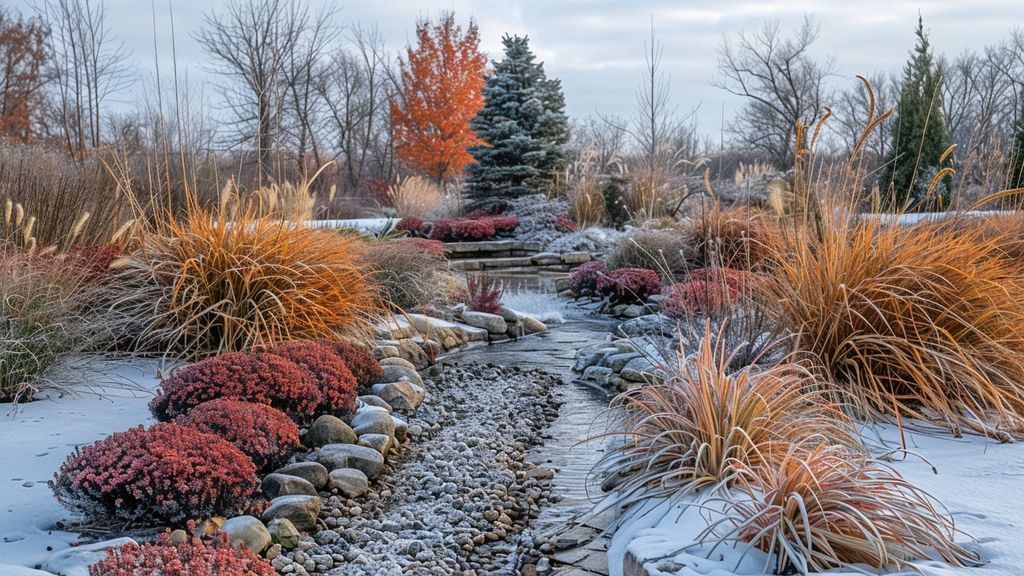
[391,13,487,181]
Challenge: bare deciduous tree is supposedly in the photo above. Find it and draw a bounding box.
[194,0,319,186]
[40,0,132,156]
[714,16,834,167]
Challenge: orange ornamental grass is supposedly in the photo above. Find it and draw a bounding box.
[769,207,1024,438]
[597,323,857,511]
[703,444,979,574]
[113,200,383,357]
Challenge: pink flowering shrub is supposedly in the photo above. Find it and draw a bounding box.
[317,339,384,390]
[269,340,358,417]
[89,531,276,576]
[596,267,661,304]
[149,352,320,423]
[176,399,299,471]
[554,214,577,233]
[51,423,259,524]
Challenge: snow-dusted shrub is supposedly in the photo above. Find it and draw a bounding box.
[51,423,258,524]
[149,352,320,423]
[596,267,661,304]
[269,340,358,417]
[89,531,276,576]
[318,339,384,390]
[176,399,299,471]
[361,238,455,310]
[606,228,688,280]
[568,260,606,295]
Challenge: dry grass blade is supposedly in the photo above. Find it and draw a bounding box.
[595,321,857,513]
[388,175,446,220]
[701,443,979,574]
[769,207,1024,438]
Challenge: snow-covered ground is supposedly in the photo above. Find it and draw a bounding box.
[610,423,1024,576]
[502,290,567,324]
[307,217,395,234]
[0,359,163,569]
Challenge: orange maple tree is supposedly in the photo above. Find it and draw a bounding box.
[391,13,487,181]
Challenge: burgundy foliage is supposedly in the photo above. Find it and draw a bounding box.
[596,267,661,304]
[568,260,607,295]
[270,340,358,418]
[89,531,276,576]
[176,399,299,471]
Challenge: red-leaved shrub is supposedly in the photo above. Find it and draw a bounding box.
[64,244,122,283]
[89,531,276,576]
[51,423,258,524]
[318,339,384,390]
[149,352,320,423]
[596,268,661,304]
[270,340,358,417]
[176,399,299,471]
[661,268,761,318]
[486,216,520,234]
[430,218,496,242]
[568,261,607,295]
[554,214,577,233]
[455,275,504,314]
[396,217,425,235]
[395,237,446,256]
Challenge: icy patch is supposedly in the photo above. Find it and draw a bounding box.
[502,290,567,324]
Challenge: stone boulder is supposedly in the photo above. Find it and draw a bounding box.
[328,468,369,498]
[261,495,321,532]
[358,433,392,454]
[317,443,385,478]
[267,518,301,549]
[42,538,137,576]
[221,515,271,553]
[351,406,396,438]
[261,473,318,499]
[380,364,423,386]
[460,311,507,334]
[304,414,356,447]
[272,462,329,491]
[370,380,423,411]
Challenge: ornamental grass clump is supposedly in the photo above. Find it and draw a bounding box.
[112,198,382,357]
[176,399,300,472]
[149,352,320,423]
[770,208,1024,438]
[703,444,979,574]
[598,324,856,510]
[50,423,259,525]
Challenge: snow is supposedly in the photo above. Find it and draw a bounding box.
[609,423,1024,576]
[501,290,566,324]
[0,359,163,569]
[306,218,396,234]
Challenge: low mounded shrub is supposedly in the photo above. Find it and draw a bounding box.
[554,214,577,233]
[176,399,299,471]
[396,216,425,236]
[317,339,384,390]
[270,340,358,418]
[89,531,276,576]
[149,352,321,423]
[568,261,606,295]
[596,267,661,304]
[51,423,258,524]
[428,215,520,242]
[360,238,454,310]
[606,229,688,280]
[661,268,759,318]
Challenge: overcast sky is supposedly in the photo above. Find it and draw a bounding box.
[13,0,1024,135]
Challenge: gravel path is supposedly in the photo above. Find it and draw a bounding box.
[313,363,564,576]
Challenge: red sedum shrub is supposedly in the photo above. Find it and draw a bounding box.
[317,339,384,390]
[396,217,425,235]
[485,216,520,234]
[51,423,258,525]
[661,268,760,318]
[176,399,299,471]
[554,214,577,233]
[596,267,661,304]
[149,352,320,423]
[89,531,276,576]
[568,261,607,295]
[270,340,358,418]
